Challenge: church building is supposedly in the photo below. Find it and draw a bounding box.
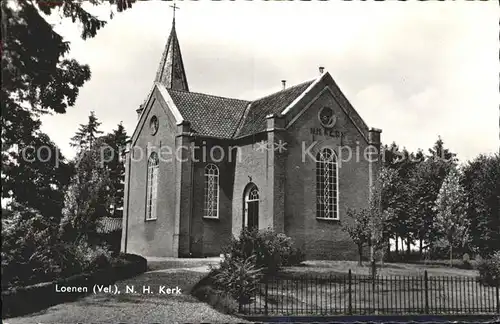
[121,16,382,260]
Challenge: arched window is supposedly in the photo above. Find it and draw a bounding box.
[204,164,219,218]
[145,152,159,221]
[316,148,339,220]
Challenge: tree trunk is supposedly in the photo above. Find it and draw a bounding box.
[358,245,363,266]
[419,239,423,257]
[370,242,374,264]
[395,236,399,254]
[370,243,376,278]
[386,239,391,261]
[406,239,411,256]
[450,245,453,267]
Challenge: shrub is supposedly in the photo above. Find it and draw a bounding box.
[1,205,64,289]
[222,228,304,273]
[191,283,238,314]
[477,251,500,287]
[210,254,263,303]
[283,246,306,267]
[1,204,115,290]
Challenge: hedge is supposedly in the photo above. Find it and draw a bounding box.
[2,253,147,318]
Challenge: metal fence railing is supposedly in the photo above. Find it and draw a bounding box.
[239,270,500,316]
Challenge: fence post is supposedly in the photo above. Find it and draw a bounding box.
[348,269,352,315]
[264,275,268,316]
[424,270,429,314]
[496,282,499,314]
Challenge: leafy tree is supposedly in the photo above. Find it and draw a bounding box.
[101,122,129,217]
[60,138,112,243]
[2,0,134,212]
[409,137,456,256]
[462,153,500,257]
[433,168,469,266]
[1,132,74,222]
[381,144,423,256]
[368,171,395,272]
[343,208,371,266]
[378,166,401,255]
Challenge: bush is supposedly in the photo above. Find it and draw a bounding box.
[477,251,500,287]
[222,228,304,273]
[1,204,115,290]
[283,246,306,267]
[1,206,64,289]
[210,254,263,304]
[191,283,238,314]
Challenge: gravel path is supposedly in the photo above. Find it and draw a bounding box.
[4,260,248,324]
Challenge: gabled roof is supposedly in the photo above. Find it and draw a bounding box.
[167,89,250,138]
[136,73,370,142]
[163,81,313,139]
[234,80,314,138]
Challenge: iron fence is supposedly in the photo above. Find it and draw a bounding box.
[239,270,500,316]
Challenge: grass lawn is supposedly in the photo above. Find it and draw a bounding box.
[147,257,221,272]
[282,260,479,277]
[240,261,498,316]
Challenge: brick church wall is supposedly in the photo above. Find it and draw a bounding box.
[123,91,178,257]
[190,140,235,257]
[284,78,372,260]
[231,134,271,238]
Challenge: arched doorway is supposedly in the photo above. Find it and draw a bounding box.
[243,183,259,230]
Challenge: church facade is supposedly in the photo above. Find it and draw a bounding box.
[121,18,382,260]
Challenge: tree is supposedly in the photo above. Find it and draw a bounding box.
[1,132,74,222]
[343,208,371,266]
[462,153,500,257]
[378,166,402,257]
[433,168,469,267]
[70,111,104,152]
[409,137,456,256]
[60,140,113,243]
[381,143,423,257]
[101,122,129,217]
[2,0,134,212]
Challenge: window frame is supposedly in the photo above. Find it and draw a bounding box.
[315,147,339,221]
[203,163,220,219]
[145,152,159,221]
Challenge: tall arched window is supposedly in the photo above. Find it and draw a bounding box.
[204,164,219,218]
[145,152,159,221]
[316,147,339,220]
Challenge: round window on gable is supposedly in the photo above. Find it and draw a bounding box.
[150,115,159,135]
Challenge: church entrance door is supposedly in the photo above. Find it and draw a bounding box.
[244,184,259,230]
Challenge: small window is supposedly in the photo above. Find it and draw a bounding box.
[146,152,159,221]
[204,164,219,218]
[316,148,339,220]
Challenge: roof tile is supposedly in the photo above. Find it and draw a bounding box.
[167,89,250,138]
[167,80,313,139]
[235,81,313,137]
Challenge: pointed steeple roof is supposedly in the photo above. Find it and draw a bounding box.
[154,17,189,91]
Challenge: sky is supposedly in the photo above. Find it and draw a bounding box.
[40,0,499,163]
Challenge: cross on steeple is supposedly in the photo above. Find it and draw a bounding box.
[170,2,180,21]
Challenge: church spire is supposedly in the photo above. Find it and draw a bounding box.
[154,4,189,91]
